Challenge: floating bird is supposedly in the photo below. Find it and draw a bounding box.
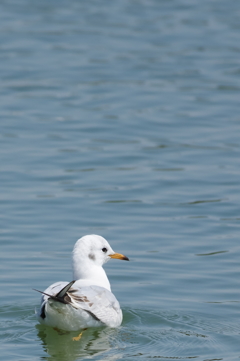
[35,235,129,334]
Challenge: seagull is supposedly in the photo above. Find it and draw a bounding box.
[35,235,129,334]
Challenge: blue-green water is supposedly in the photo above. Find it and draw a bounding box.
[1,0,240,360]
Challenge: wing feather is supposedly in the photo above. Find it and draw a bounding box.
[37,281,122,327]
[67,284,122,327]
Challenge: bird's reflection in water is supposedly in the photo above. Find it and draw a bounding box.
[36,324,122,361]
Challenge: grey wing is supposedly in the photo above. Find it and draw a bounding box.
[68,285,123,327]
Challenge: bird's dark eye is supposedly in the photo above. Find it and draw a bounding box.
[102,247,107,253]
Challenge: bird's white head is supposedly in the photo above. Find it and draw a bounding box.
[72,235,129,289]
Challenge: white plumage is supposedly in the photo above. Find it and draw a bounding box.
[36,235,129,331]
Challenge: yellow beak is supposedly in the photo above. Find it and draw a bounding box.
[109,253,129,261]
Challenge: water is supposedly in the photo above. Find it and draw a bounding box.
[1,0,240,359]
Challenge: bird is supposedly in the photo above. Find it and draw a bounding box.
[35,235,129,334]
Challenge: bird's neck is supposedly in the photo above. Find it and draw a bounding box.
[72,258,111,291]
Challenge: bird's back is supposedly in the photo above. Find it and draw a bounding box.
[37,280,122,331]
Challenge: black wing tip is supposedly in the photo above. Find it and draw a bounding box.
[33,288,44,294]
[33,280,76,296]
[33,280,77,305]
[56,280,76,298]
[32,288,53,298]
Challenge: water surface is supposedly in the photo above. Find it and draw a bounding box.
[1,0,240,360]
